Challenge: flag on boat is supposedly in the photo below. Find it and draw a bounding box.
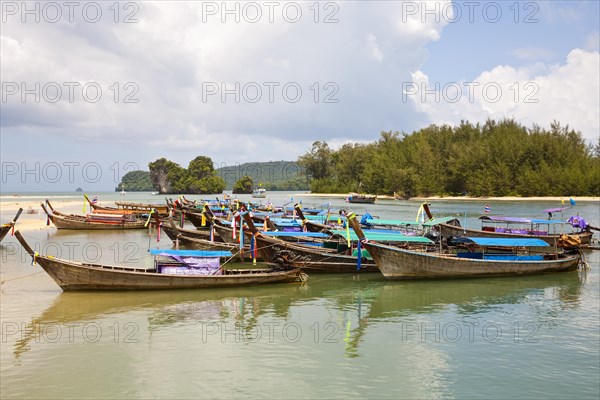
[484,204,491,213]
[92,196,98,204]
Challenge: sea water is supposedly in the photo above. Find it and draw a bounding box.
[1,194,599,399]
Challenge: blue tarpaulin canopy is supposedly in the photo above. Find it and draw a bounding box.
[452,237,550,247]
[331,230,434,243]
[270,219,302,227]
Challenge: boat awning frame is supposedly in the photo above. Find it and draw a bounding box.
[150,249,232,257]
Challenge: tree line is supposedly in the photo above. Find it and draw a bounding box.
[297,119,600,197]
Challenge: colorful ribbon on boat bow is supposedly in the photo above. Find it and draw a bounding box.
[144,209,154,228]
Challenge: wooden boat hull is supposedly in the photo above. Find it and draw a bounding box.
[44,201,146,230]
[175,235,242,252]
[0,208,23,242]
[34,257,303,291]
[438,223,594,247]
[0,224,12,242]
[90,204,145,216]
[89,201,170,217]
[212,223,253,245]
[184,210,213,229]
[14,230,303,291]
[47,214,147,230]
[114,201,169,215]
[363,242,580,280]
[160,223,214,242]
[254,234,378,273]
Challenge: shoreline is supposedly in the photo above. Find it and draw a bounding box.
[2,195,598,234]
[294,193,600,202]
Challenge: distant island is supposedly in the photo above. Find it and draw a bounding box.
[75,187,83,192]
[115,160,309,193]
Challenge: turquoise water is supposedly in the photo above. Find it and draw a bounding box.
[1,195,599,399]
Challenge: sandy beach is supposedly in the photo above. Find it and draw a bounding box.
[1,200,85,232]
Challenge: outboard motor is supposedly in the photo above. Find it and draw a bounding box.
[425,229,442,244]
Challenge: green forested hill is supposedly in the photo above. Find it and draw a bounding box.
[115,170,153,192]
[116,160,308,193]
[216,161,308,190]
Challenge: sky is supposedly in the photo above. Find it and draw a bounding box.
[1,0,599,191]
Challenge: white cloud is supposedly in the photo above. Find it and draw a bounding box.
[1,1,453,164]
[365,33,384,62]
[407,49,600,143]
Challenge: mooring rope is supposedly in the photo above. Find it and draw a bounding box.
[0,271,46,286]
[577,248,591,270]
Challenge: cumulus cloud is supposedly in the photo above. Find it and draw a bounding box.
[1,1,452,165]
[406,49,600,144]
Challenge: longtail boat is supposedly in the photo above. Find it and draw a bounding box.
[15,231,305,291]
[184,209,214,229]
[85,194,170,216]
[0,208,23,242]
[114,201,169,215]
[173,234,243,253]
[242,212,435,273]
[438,215,594,248]
[294,204,334,233]
[393,191,410,200]
[159,216,224,243]
[347,193,377,204]
[42,200,147,230]
[84,194,147,216]
[347,212,582,280]
[252,187,267,198]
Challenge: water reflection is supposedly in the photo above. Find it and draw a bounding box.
[12,271,585,361]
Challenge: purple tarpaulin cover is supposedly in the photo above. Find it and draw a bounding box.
[158,254,221,275]
[567,216,588,229]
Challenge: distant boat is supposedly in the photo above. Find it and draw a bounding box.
[347,193,377,204]
[393,191,410,200]
[252,187,267,198]
[151,191,159,195]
